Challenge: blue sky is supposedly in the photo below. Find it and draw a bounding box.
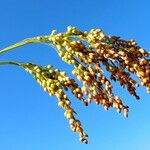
[0,0,150,150]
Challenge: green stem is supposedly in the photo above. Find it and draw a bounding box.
[0,36,49,54]
[0,61,22,66]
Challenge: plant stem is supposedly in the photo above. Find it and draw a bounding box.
[0,61,22,66]
[0,36,49,54]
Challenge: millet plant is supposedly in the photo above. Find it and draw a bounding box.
[0,26,150,144]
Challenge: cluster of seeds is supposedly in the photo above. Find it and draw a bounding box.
[1,26,149,144]
[39,26,149,119]
[22,63,88,144]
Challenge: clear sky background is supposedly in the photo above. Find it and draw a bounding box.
[0,0,150,150]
